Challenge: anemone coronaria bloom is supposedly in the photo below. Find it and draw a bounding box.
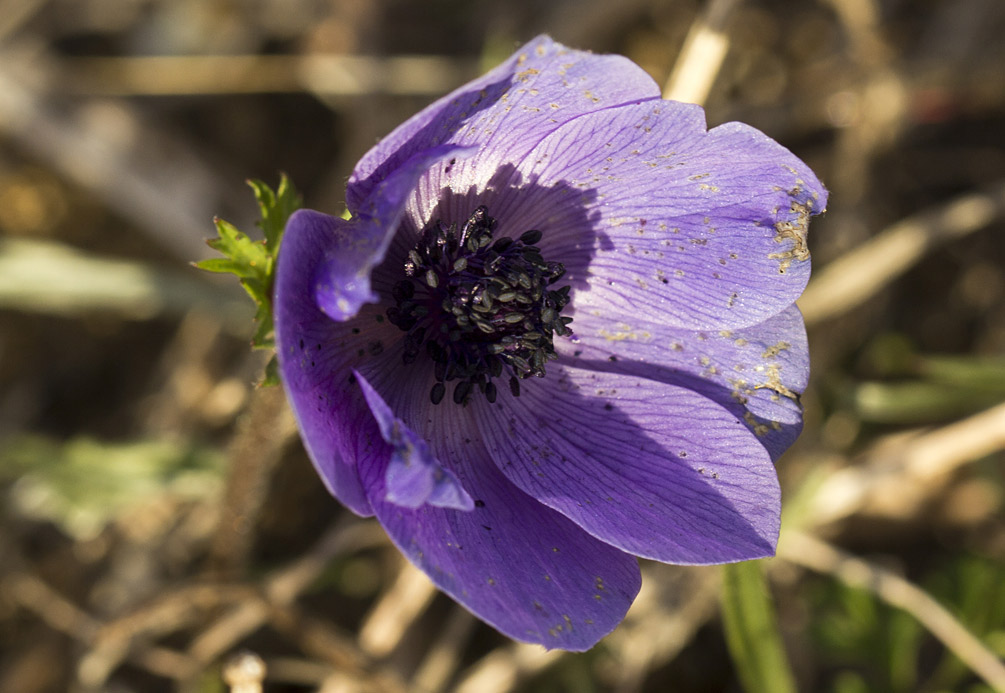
[274,36,826,650]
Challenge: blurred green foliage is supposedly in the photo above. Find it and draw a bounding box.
[721,560,797,693]
[851,333,1005,424]
[808,555,1005,693]
[0,435,223,540]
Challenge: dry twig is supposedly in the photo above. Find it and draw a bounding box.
[359,559,437,658]
[800,180,1005,326]
[663,0,739,105]
[802,399,1005,527]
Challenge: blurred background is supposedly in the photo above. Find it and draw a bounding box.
[1,0,1003,691]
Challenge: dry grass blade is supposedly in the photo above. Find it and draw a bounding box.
[2,570,202,686]
[410,608,476,693]
[59,54,476,97]
[453,644,562,693]
[800,180,1005,326]
[187,518,385,668]
[607,566,721,693]
[804,399,1005,527]
[4,571,101,641]
[662,0,739,105]
[0,50,245,262]
[359,559,438,658]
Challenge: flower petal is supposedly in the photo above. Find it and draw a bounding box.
[359,429,641,650]
[275,210,393,515]
[356,370,474,511]
[349,357,641,650]
[474,364,780,564]
[346,35,661,217]
[314,144,472,321]
[559,305,809,459]
[502,99,826,330]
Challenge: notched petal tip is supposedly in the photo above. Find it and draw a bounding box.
[355,371,474,511]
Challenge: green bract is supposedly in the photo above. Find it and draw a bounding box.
[196,175,301,385]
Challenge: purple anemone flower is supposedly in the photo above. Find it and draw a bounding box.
[274,36,826,650]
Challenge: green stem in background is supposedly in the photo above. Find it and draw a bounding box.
[720,560,797,693]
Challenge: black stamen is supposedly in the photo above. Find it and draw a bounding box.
[390,206,572,405]
[519,229,543,245]
[430,382,446,405]
[509,376,521,397]
[453,380,473,405]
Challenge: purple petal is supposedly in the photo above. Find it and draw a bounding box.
[559,305,808,458]
[314,144,472,321]
[356,371,474,511]
[474,364,780,564]
[348,359,641,649]
[274,32,827,650]
[359,430,641,650]
[346,35,661,217]
[499,100,826,331]
[275,210,401,515]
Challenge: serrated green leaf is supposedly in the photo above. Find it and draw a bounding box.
[250,173,301,252]
[198,175,302,383]
[721,560,797,693]
[259,354,280,387]
[240,276,269,305]
[251,302,274,349]
[204,218,269,276]
[194,257,247,275]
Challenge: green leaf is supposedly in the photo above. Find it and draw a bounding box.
[251,301,273,348]
[250,174,302,253]
[853,381,1004,423]
[260,354,281,388]
[196,174,302,384]
[918,354,1005,392]
[854,333,1005,424]
[198,218,269,284]
[721,560,797,693]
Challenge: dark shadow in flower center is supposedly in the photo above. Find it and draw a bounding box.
[376,163,610,407]
[425,164,611,294]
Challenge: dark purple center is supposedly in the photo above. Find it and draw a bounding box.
[386,206,572,405]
